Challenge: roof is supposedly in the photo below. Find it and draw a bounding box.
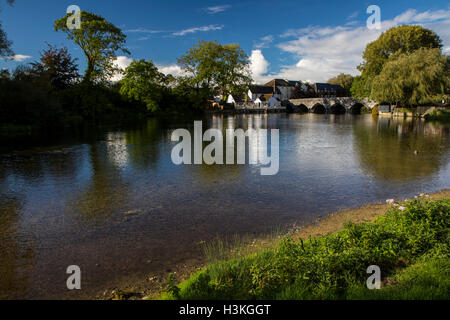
[264,79,301,87]
[314,83,345,92]
[249,85,274,94]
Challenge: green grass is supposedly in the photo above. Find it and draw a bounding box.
[161,199,449,300]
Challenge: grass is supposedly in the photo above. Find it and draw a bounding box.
[160,198,449,300]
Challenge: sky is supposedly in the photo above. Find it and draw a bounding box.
[1,0,449,84]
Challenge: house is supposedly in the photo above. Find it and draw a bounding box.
[248,85,275,102]
[227,94,236,105]
[264,79,301,101]
[313,83,346,97]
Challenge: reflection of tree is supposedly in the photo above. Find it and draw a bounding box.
[353,117,450,182]
[70,142,130,224]
[125,118,163,171]
[0,196,35,299]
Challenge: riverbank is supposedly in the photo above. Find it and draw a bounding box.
[158,191,449,300]
[100,189,450,300]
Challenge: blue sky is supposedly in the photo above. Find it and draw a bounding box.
[1,0,449,83]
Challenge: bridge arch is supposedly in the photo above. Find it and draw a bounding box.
[293,104,309,113]
[311,103,326,114]
[329,103,346,114]
[349,103,365,114]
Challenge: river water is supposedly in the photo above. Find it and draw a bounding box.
[1,113,450,299]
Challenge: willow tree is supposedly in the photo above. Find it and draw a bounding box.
[371,48,449,106]
[54,11,129,82]
[352,25,443,98]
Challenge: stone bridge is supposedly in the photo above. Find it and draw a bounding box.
[289,97,377,114]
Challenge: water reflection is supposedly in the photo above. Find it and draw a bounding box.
[0,196,35,299]
[0,115,449,299]
[353,117,450,182]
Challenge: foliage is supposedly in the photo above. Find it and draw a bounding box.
[327,73,354,93]
[425,108,450,122]
[178,40,251,101]
[54,11,129,82]
[352,25,443,101]
[30,44,79,90]
[371,48,449,106]
[0,1,14,57]
[0,65,64,127]
[0,20,12,57]
[119,60,167,112]
[163,199,450,300]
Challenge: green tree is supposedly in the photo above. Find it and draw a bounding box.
[119,60,166,112]
[370,48,449,106]
[327,73,354,92]
[178,40,251,101]
[54,11,129,82]
[30,44,79,89]
[0,0,14,57]
[352,25,443,98]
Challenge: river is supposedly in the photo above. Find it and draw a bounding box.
[1,113,450,299]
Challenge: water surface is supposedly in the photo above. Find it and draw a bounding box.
[1,114,450,299]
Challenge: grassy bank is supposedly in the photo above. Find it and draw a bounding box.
[161,196,449,300]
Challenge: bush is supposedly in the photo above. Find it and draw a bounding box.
[164,199,450,300]
[371,105,379,116]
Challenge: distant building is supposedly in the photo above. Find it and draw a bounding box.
[248,85,275,102]
[264,79,301,101]
[313,83,346,97]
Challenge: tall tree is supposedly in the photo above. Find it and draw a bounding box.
[30,44,79,89]
[178,40,251,101]
[119,60,166,112]
[370,48,449,106]
[352,25,442,98]
[54,11,129,82]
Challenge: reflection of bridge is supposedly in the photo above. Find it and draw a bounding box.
[290,97,377,114]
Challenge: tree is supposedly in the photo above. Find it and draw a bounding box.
[0,0,14,57]
[370,48,449,106]
[353,25,442,98]
[178,41,251,101]
[327,73,354,93]
[54,11,129,82]
[30,44,79,89]
[119,60,166,112]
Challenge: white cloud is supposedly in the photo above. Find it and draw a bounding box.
[173,25,224,36]
[267,8,450,83]
[5,54,32,62]
[205,5,231,14]
[249,50,270,84]
[347,11,359,20]
[125,28,164,34]
[157,64,185,77]
[111,56,134,82]
[254,35,274,49]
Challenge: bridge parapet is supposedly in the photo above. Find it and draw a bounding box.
[289,97,377,112]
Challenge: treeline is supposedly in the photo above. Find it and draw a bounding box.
[0,8,250,129]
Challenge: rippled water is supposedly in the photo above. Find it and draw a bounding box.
[1,114,449,299]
